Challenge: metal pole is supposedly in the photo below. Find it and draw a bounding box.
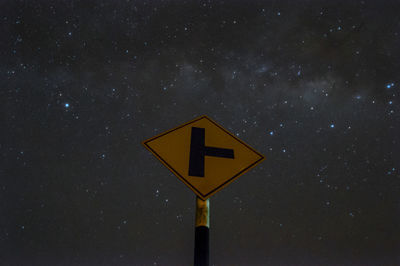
[194,196,209,266]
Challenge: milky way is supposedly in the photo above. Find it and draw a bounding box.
[1,1,399,265]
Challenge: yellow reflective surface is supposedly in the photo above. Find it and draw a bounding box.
[142,115,265,199]
[195,197,209,227]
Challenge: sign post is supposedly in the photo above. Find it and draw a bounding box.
[194,197,209,266]
[142,115,264,265]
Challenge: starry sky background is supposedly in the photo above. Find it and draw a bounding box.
[1,0,400,265]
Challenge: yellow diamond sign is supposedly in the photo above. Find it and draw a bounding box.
[142,115,265,199]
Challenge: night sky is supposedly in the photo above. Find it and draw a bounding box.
[1,0,400,265]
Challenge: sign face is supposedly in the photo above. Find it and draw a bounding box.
[142,115,265,200]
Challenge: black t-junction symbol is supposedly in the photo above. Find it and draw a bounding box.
[188,127,234,177]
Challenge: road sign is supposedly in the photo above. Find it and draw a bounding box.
[142,115,265,199]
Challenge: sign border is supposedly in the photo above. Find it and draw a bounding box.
[142,115,265,200]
